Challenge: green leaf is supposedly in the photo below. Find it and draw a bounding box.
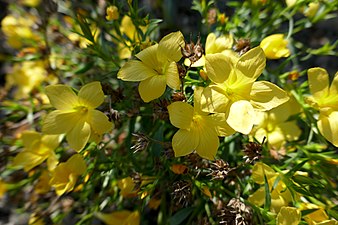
[169,207,194,225]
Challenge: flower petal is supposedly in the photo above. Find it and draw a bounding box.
[45,84,78,110]
[41,134,61,150]
[227,100,255,134]
[87,109,113,134]
[66,121,91,151]
[157,31,185,63]
[317,111,338,147]
[42,110,79,134]
[250,81,289,111]
[78,82,104,109]
[252,162,276,184]
[248,186,266,207]
[210,113,236,136]
[308,67,329,101]
[138,75,167,102]
[168,101,194,129]
[165,61,180,90]
[136,44,159,68]
[329,71,338,96]
[66,154,87,175]
[195,125,219,160]
[236,46,266,81]
[117,60,157,81]
[205,53,232,84]
[21,131,41,149]
[13,151,47,172]
[200,85,230,113]
[172,129,199,157]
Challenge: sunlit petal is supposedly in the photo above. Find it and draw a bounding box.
[168,101,194,129]
[250,81,289,111]
[308,67,329,101]
[42,110,79,134]
[65,154,87,175]
[195,125,219,160]
[45,84,78,110]
[66,121,91,151]
[138,75,166,102]
[165,61,180,90]
[157,31,185,63]
[172,129,199,157]
[136,44,159,68]
[210,113,236,136]
[205,53,232,84]
[13,151,46,172]
[252,162,276,184]
[21,131,41,148]
[201,85,230,113]
[117,60,157,81]
[248,186,266,206]
[236,47,266,81]
[317,111,338,147]
[329,71,338,96]
[87,109,113,134]
[227,100,254,134]
[78,81,104,109]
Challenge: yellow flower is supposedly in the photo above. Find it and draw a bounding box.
[42,82,113,151]
[276,207,301,225]
[304,2,320,18]
[5,61,47,99]
[29,213,45,225]
[118,31,185,102]
[115,15,148,59]
[106,5,119,20]
[306,68,338,147]
[96,210,140,225]
[118,177,138,198]
[49,154,87,196]
[1,14,40,49]
[185,32,234,67]
[13,131,60,172]
[35,170,51,194]
[200,47,289,134]
[168,88,235,159]
[301,203,338,225]
[260,34,290,59]
[252,96,301,149]
[248,162,292,213]
[21,0,41,7]
[0,180,6,199]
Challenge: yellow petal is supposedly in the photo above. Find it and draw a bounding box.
[45,84,78,110]
[47,152,58,171]
[138,75,166,102]
[205,53,232,84]
[42,110,79,134]
[41,134,61,150]
[78,82,104,109]
[252,162,276,184]
[66,121,91,151]
[87,109,113,134]
[165,61,180,90]
[21,131,41,148]
[267,127,287,149]
[317,111,338,147]
[226,100,254,134]
[260,34,290,59]
[168,101,194,129]
[211,113,236,136]
[13,151,47,172]
[308,67,329,102]
[250,81,289,111]
[200,85,230,113]
[278,122,301,142]
[248,186,266,206]
[96,210,140,225]
[205,33,233,54]
[236,46,266,81]
[195,125,219,160]
[157,31,184,63]
[172,129,199,157]
[117,60,157,81]
[184,55,205,67]
[66,154,87,175]
[136,44,159,68]
[329,71,338,96]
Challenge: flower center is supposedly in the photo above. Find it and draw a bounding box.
[75,106,88,115]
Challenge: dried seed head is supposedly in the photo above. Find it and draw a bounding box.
[217,198,253,225]
[171,180,192,209]
[177,63,187,79]
[243,137,265,164]
[171,92,186,102]
[208,159,232,180]
[131,133,150,153]
[181,35,204,66]
[130,172,142,190]
[233,39,251,56]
